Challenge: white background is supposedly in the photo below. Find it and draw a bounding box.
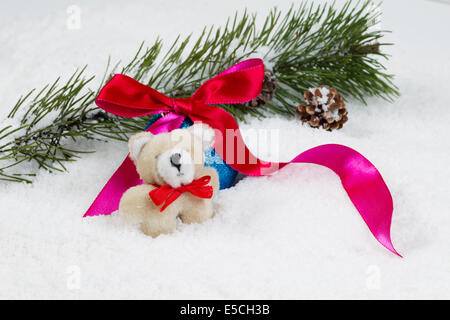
[0,0,449,299]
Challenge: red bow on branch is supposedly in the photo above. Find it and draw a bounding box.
[149,176,213,212]
[94,59,268,173]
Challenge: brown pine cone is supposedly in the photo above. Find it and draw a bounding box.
[243,69,277,108]
[296,86,348,131]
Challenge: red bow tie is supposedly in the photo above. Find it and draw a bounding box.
[149,176,213,212]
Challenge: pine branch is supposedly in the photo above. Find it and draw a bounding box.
[0,0,398,183]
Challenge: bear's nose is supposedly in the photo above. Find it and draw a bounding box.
[170,153,182,171]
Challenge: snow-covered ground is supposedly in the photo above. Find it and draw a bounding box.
[1,0,449,299]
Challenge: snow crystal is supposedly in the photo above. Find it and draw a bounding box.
[317,86,330,105]
[331,109,340,121]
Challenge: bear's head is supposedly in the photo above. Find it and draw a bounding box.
[128,123,215,188]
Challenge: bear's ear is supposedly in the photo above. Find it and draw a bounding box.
[128,132,153,161]
[188,123,215,150]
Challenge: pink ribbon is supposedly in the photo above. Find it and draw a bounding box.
[84,59,401,257]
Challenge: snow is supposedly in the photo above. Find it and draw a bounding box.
[315,87,330,106]
[1,0,450,299]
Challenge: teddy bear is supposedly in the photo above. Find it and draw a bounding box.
[119,123,220,237]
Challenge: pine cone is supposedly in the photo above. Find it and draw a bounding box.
[243,69,277,108]
[296,86,348,131]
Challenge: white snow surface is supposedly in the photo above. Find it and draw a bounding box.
[1,0,450,299]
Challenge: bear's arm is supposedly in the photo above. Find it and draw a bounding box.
[119,184,157,220]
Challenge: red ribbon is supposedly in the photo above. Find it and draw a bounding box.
[85,58,401,256]
[149,176,213,212]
